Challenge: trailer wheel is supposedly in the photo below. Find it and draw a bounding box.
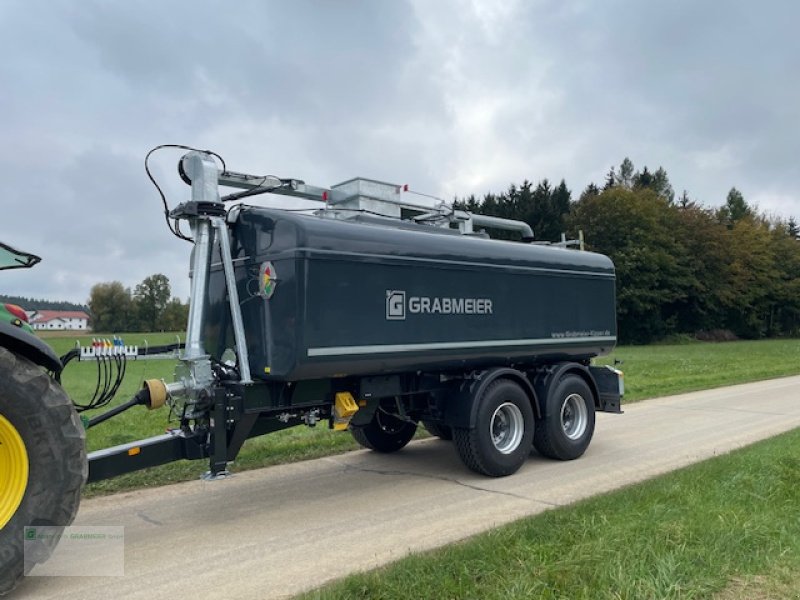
[533,373,595,460]
[453,379,534,477]
[350,408,417,453]
[422,421,452,441]
[0,348,87,595]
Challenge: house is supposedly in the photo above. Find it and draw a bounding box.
[29,310,91,331]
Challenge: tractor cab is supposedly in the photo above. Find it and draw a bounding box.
[0,242,40,334]
[0,241,40,271]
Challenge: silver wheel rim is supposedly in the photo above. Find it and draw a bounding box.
[560,394,588,440]
[490,402,524,454]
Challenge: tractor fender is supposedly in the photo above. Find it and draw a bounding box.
[444,367,540,429]
[530,362,601,417]
[0,321,62,374]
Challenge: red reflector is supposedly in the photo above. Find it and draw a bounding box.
[322,191,328,202]
[4,304,28,323]
[403,184,409,192]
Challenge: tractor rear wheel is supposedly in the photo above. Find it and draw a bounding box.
[0,348,87,595]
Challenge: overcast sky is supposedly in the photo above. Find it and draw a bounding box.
[1,0,798,304]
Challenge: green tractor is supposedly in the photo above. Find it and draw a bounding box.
[0,242,87,594]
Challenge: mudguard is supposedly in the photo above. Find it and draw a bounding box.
[0,321,62,373]
[444,367,540,429]
[529,362,602,417]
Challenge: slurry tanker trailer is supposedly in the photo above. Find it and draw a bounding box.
[0,146,622,592]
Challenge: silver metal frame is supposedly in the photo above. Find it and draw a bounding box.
[212,216,251,383]
[168,152,255,404]
[218,168,536,239]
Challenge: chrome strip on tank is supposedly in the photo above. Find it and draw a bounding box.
[307,336,617,357]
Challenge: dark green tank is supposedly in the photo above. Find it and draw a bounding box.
[204,207,617,381]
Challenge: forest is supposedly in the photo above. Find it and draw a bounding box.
[459,158,800,343]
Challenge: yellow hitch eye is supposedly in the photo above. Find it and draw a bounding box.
[0,414,29,529]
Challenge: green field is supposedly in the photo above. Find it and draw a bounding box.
[595,337,800,401]
[39,332,800,496]
[301,426,800,600]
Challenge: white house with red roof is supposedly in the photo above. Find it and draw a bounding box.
[28,310,91,331]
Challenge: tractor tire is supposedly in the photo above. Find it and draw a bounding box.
[350,409,417,453]
[0,347,87,595]
[422,421,453,441]
[452,379,534,477]
[533,373,596,461]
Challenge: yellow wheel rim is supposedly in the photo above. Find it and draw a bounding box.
[0,413,29,529]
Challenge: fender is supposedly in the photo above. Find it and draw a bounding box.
[444,367,540,429]
[0,321,62,373]
[529,362,601,416]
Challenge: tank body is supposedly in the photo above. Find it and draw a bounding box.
[204,208,617,381]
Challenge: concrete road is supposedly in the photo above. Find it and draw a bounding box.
[19,376,800,599]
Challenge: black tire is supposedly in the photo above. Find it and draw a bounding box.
[452,379,534,477]
[533,373,596,461]
[0,348,87,595]
[422,421,453,441]
[350,408,417,453]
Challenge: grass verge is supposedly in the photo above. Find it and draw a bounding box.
[594,338,800,401]
[299,427,800,600]
[38,333,800,496]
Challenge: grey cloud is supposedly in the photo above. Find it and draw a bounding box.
[1,0,798,304]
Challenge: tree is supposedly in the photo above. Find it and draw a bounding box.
[580,183,600,202]
[567,187,694,343]
[677,190,694,209]
[603,167,616,191]
[535,179,572,241]
[617,158,634,189]
[671,205,732,333]
[134,274,171,331]
[633,165,674,203]
[718,187,752,227]
[88,282,133,333]
[770,221,800,335]
[551,180,572,214]
[161,297,189,331]
[723,218,780,337]
[457,194,480,213]
[633,166,653,190]
[788,217,799,239]
[652,167,675,203]
[465,179,569,242]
